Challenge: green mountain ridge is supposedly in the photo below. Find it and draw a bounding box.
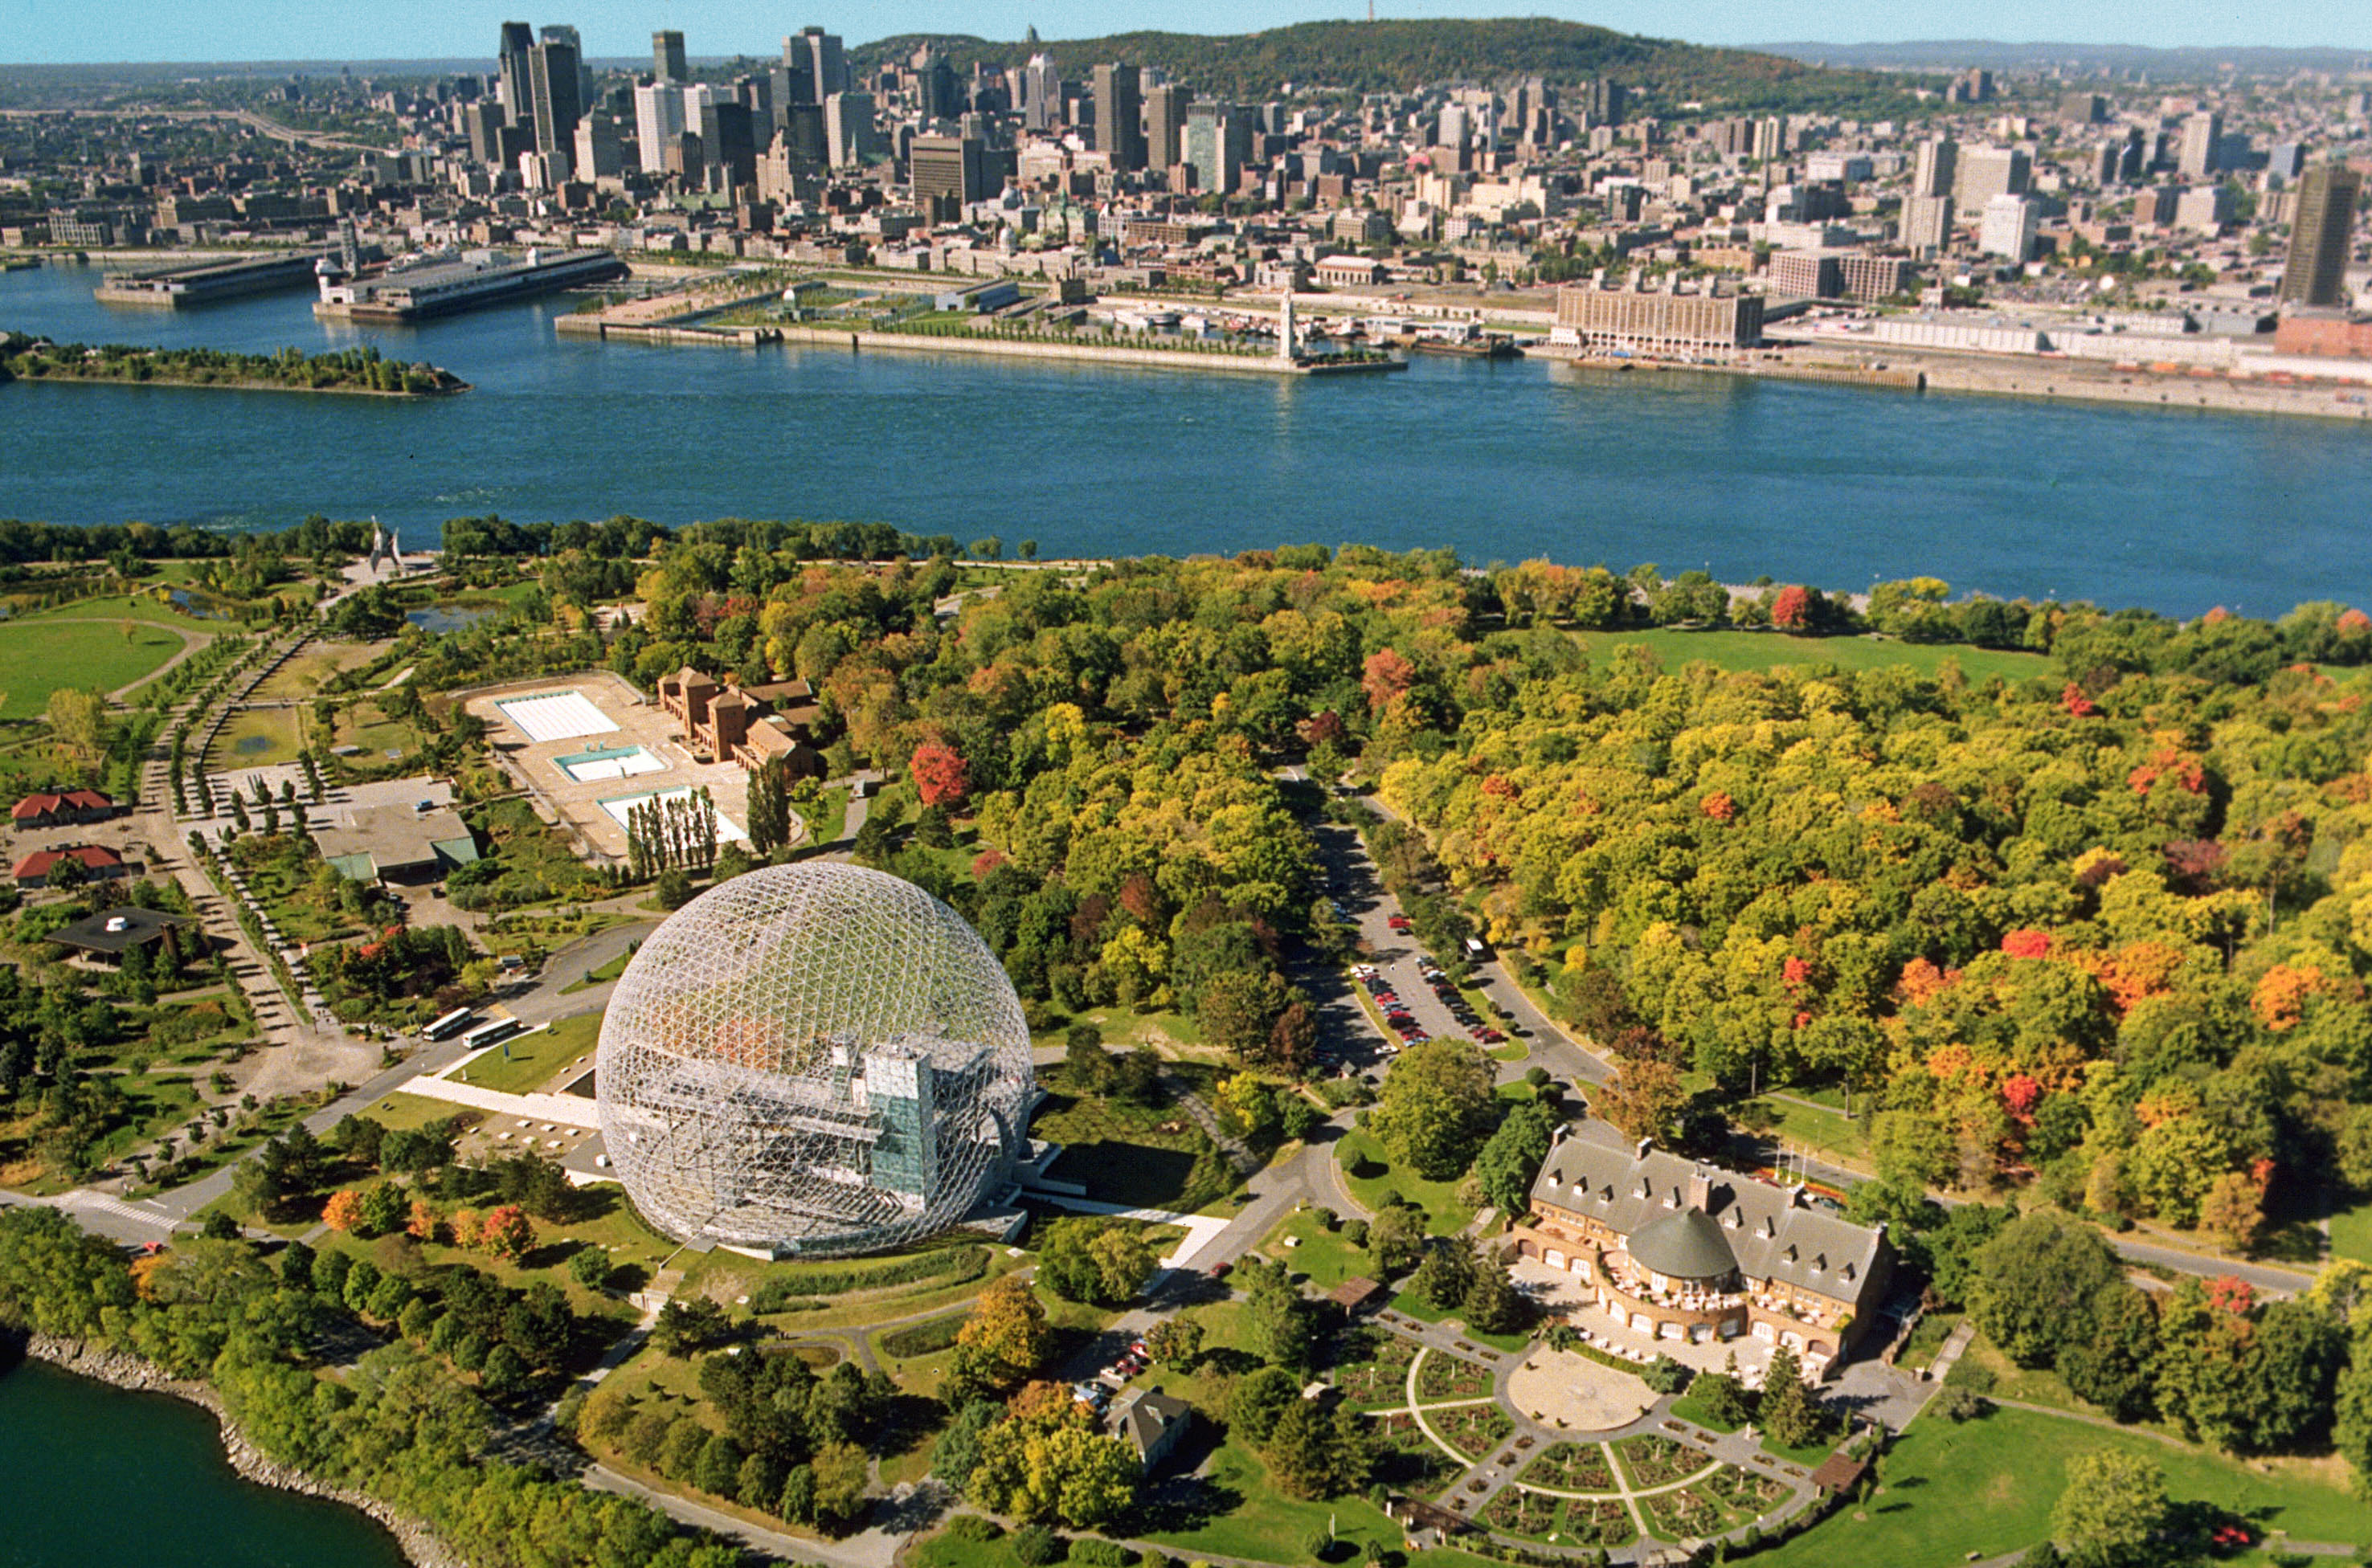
[848,18,1935,116]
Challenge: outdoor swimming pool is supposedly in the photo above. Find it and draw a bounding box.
[596,786,749,843]
[495,689,618,745]
[553,744,665,783]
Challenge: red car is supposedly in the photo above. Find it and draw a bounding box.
[1387,915,1413,932]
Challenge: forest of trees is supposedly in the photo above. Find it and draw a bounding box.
[0,335,461,394]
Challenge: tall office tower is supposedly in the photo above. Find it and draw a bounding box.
[1979,193,2038,260]
[1902,194,1954,254]
[769,55,812,131]
[1184,98,1253,194]
[527,38,583,157]
[914,50,960,121]
[1584,76,1626,127]
[2280,163,2364,307]
[698,100,756,190]
[1143,84,1186,172]
[464,98,508,165]
[2059,92,2106,124]
[1023,53,1061,132]
[1912,137,1957,198]
[1953,146,2030,207]
[573,112,622,179]
[2268,141,2305,183]
[800,27,847,101]
[825,92,877,167]
[780,104,828,166]
[2178,110,2221,179]
[633,80,685,174]
[910,134,991,219]
[539,24,592,112]
[1437,102,1469,149]
[2093,142,2121,186]
[653,30,686,84]
[1752,116,1783,162]
[497,21,535,122]
[1092,63,1145,171]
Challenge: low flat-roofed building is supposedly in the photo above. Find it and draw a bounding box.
[1552,285,1764,353]
[45,906,198,966]
[313,805,481,885]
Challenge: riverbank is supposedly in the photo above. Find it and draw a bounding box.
[0,367,468,397]
[7,1330,460,1568]
[562,312,1407,378]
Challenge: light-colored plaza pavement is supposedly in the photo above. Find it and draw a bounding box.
[1505,1345,1657,1432]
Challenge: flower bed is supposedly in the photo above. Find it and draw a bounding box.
[1331,1329,1417,1407]
[1480,1487,1560,1537]
[1365,1411,1459,1498]
[1642,1481,1730,1541]
[1516,1441,1615,1492]
[1434,1401,1515,1460]
[1614,1434,1708,1489]
[1699,1463,1787,1519]
[1415,1348,1495,1402]
[1559,1497,1637,1549]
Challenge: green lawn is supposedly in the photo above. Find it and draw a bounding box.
[1572,627,2051,684]
[2329,1194,2372,1264]
[451,1012,599,1095]
[210,704,306,767]
[1030,1080,1237,1212]
[1259,1207,1378,1291]
[560,953,632,994]
[0,613,191,715]
[1754,1405,2367,1568]
[1335,1128,1477,1235]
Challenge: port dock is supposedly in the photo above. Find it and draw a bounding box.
[93,250,325,307]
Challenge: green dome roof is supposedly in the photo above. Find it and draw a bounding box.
[1628,1207,1738,1281]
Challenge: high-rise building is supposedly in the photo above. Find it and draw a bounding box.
[800,27,847,101]
[1023,54,1062,133]
[464,98,509,165]
[1583,76,1626,127]
[2280,162,2363,307]
[2059,92,2106,124]
[1184,97,1253,194]
[540,24,592,116]
[1953,146,2030,208]
[1092,63,1145,172]
[1912,137,1957,198]
[911,133,992,219]
[1752,116,1783,163]
[573,112,623,180]
[1979,193,2038,261]
[698,100,757,191]
[497,21,536,124]
[779,104,828,167]
[825,92,877,168]
[527,37,583,157]
[633,80,685,174]
[1143,84,1187,173]
[653,30,687,84]
[2178,110,2221,180]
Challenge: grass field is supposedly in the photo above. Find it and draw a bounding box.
[0,614,191,716]
[1031,1079,1237,1212]
[1335,1127,1477,1235]
[451,1012,599,1095]
[1754,1405,2366,1568]
[1259,1207,1377,1290]
[2329,1194,2372,1264]
[1572,627,2052,684]
[251,641,378,701]
[211,704,305,767]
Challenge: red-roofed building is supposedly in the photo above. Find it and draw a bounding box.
[13,843,127,887]
[12,790,118,829]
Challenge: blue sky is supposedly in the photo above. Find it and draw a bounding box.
[1,1,2359,64]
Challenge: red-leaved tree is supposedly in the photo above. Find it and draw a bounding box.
[1771,585,1813,631]
[1361,647,1417,713]
[910,740,969,806]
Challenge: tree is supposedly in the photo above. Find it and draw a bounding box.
[1411,1239,1478,1311]
[1368,1203,1426,1275]
[652,1297,733,1358]
[1228,1365,1301,1443]
[655,867,693,910]
[1367,1039,1496,1181]
[910,740,969,807]
[1696,1354,1755,1427]
[2334,1326,2372,1501]
[1473,1100,1557,1215]
[1461,1249,1529,1334]
[1241,1264,1315,1370]
[1145,1314,1204,1370]
[46,687,109,772]
[1757,1346,1826,1450]
[931,1399,1003,1490]
[1969,1212,2122,1368]
[810,1439,872,1533]
[1593,1057,1688,1145]
[2198,1171,2264,1255]
[950,1275,1049,1398]
[321,1189,364,1233]
[2048,1449,2166,1566]
[476,1204,534,1261]
[1263,1399,1368,1500]
[2055,1283,2159,1423]
[1039,1219,1155,1306]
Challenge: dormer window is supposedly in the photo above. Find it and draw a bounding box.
[1841,1263,1856,1282]
[1783,1244,1797,1264]
[1811,1253,1826,1274]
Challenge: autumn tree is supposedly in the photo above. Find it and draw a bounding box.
[1593,1057,1688,1145]
[949,1274,1049,1399]
[910,740,969,807]
[2048,1449,2166,1566]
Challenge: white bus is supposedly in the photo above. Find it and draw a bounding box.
[422,1008,478,1042]
[458,1017,525,1052]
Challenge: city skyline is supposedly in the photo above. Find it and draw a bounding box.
[2,1,2367,66]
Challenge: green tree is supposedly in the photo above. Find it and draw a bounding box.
[1969,1212,2121,1368]
[1410,1239,1478,1311]
[1473,1100,1557,1215]
[1757,1346,1826,1450]
[2048,1448,2165,1566]
[1262,1399,1368,1500]
[1367,1039,1496,1181]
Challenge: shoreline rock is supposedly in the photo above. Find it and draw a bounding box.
[13,1332,464,1568]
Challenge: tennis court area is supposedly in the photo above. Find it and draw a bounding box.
[554,744,665,783]
[497,689,619,745]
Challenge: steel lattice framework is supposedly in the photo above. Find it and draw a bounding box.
[597,862,1033,1256]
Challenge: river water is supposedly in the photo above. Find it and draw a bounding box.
[0,1357,407,1568]
[1,259,2365,615]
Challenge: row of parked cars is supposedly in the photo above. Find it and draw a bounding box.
[1415,955,1507,1046]
[1353,962,1429,1047]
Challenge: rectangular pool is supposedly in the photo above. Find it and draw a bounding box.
[598,786,748,843]
[554,744,665,783]
[496,689,619,745]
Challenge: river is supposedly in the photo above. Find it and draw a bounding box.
[1,259,2365,615]
[0,1356,408,1568]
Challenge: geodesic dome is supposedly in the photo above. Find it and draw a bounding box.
[596,862,1033,1256]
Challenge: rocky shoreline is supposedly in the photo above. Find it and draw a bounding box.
[11,1332,464,1568]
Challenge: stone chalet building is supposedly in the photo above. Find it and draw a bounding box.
[656,667,828,781]
[1511,1118,1892,1378]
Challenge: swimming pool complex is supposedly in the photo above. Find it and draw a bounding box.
[554,745,665,783]
[496,689,619,745]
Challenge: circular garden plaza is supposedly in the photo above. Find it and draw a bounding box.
[1288,1127,1897,1565]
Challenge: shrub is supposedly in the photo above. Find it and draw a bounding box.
[1071,1541,1130,1568]
[1011,1525,1065,1566]
[944,1517,1004,1544]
